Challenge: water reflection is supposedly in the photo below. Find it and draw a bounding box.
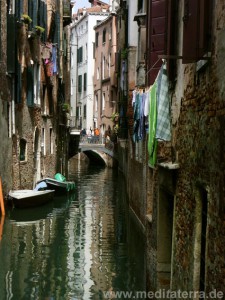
[0,160,145,299]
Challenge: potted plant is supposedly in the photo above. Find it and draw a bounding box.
[21,14,32,24]
[111,112,119,123]
[61,103,70,113]
[35,25,45,35]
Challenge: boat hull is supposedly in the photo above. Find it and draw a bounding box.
[8,190,55,208]
[38,178,76,195]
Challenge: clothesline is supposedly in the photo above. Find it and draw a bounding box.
[132,62,171,167]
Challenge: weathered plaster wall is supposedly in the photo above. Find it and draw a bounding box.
[170,2,225,294]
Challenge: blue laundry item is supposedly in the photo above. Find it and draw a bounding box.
[52,45,58,75]
[34,181,48,191]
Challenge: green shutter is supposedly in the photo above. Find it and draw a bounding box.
[78,75,82,93]
[32,0,37,27]
[80,47,83,62]
[54,12,60,48]
[16,63,22,103]
[7,15,16,73]
[27,66,34,107]
[84,73,87,91]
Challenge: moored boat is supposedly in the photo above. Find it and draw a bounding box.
[8,189,55,208]
[37,173,76,195]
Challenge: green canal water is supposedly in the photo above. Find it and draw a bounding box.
[0,163,145,299]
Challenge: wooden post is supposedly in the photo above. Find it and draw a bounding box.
[0,215,5,241]
[0,177,5,216]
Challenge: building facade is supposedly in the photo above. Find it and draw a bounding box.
[0,0,72,194]
[70,2,110,133]
[93,12,117,138]
[115,0,225,297]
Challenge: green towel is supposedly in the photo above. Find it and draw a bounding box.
[148,82,158,167]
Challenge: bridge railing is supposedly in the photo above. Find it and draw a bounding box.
[80,135,115,151]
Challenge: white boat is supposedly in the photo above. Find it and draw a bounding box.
[8,189,55,208]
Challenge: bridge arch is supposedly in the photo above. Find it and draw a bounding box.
[79,149,117,167]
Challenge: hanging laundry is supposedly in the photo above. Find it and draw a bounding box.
[46,62,53,77]
[156,63,171,141]
[138,92,147,140]
[52,45,58,75]
[132,89,137,107]
[133,92,140,143]
[148,83,158,167]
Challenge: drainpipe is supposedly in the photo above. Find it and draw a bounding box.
[11,77,15,134]
[11,0,15,135]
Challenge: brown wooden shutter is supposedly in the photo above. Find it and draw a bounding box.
[182,0,212,63]
[166,0,178,80]
[147,0,166,85]
[182,0,199,63]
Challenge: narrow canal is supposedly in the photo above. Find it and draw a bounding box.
[0,159,145,299]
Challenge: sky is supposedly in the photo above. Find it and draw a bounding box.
[72,0,110,12]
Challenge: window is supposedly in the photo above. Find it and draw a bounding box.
[50,128,53,154]
[85,43,88,61]
[102,92,105,112]
[71,79,73,95]
[34,63,41,105]
[95,94,98,112]
[20,139,27,161]
[41,128,46,155]
[97,67,100,80]
[102,29,106,44]
[102,56,105,79]
[83,104,86,119]
[95,32,99,47]
[77,47,83,63]
[27,66,34,106]
[84,73,87,91]
[78,75,82,93]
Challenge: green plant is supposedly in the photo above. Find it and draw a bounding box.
[21,14,32,24]
[35,25,45,34]
[61,103,70,112]
[111,112,119,122]
[121,48,128,59]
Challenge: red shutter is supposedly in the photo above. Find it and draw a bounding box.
[182,0,212,63]
[147,0,166,85]
[182,0,199,63]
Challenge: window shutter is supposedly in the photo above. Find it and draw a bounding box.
[27,66,34,107]
[182,0,211,63]
[147,0,166,85]
[15,0,23,19]
[32,0,37,27]
[80,47,83,62]
[84,73,87,91]
[54,12,60,47]
[7,15,16,73]
[166,0,178,80]
[78,75,82,93]
[182,0,198,63]
[16,63,22,103]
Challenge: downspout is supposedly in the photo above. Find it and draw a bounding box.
[11,0,16,135]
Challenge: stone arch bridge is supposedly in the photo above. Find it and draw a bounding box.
[78,136,117,167]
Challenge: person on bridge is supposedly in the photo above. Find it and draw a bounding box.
[94,128,100,136]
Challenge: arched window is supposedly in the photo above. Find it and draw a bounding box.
[19,138,27,161]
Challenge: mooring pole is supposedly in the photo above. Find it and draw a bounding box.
[0,177,5,216]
